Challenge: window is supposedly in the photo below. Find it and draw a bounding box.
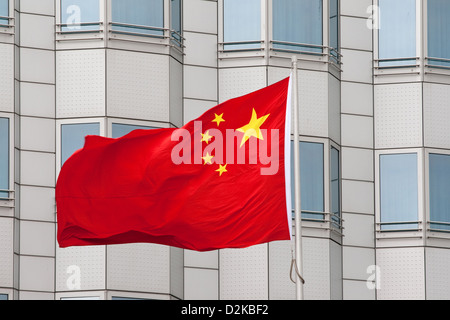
[429,154,450,231]
[329,0,339,62]
[273,0,323,54]
[112,123,155,139]
[427,0,450,68]
[61,123,100,166]
[0,0,8,27]
[0,294,8,300]
[223,0,261,50]
[379,153,418,230]
[61,0,100,31]
[331,147,340,228]
[0,118,9,200]
[171,0,182,45]
[291,142,324,221]
[111,0,164,37]
[378,0,416,67]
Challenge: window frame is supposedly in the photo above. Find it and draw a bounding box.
[218,0,266,55]
[109,0,166,38]
[218,0,341,71]
[56,0,105,39]
[373,0,422,79]
[0,292,10,300]
[329,141,341,233]
[375,148,424,238]
[0,113,13,204]
[0,0,13,35]
[56,118,105,176]
[269,0,326,56]
[106,118,168,138]
[424,0,450,70]
[290,136,342,238]
[425,148,450,238]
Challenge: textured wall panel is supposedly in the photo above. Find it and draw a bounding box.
[19,221,55,257]
[20,48,55,84]
[330,241,342,300]
[268,240,295,300]
[107,50,169,122]
[375,83,423,148]
[297,70,329,138]
[219,67,267,103]
[376,247,425,300]
[219,244,268,300]
[184,268,218,300]
[424,83,450,149]
[270,67,331,138]
[20,256,54,292]
[425,247,450,300]
[343,247,375,280]
[107,243,170,294]
[328,74,341,144]
[303,237,330,300]
[343,279,376,300]
[268,67,329,138]
[0,218,13,287]
[183,0,217,34]
[170,58,183,128]
[170,247,184,299]
[0,44,14,112]
[56,245,106,291]
[56,50,105,118]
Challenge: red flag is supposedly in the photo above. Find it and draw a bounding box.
[56,77,292,251]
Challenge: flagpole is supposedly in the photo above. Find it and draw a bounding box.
[291,56,304,300]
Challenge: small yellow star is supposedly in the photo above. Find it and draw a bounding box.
[202,152,214,165]
[216,164,228,176]
[201,130,213,144]
[212,113,225,127]
[236,108,270,148]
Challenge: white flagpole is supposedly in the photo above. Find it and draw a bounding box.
[291,56,304,300]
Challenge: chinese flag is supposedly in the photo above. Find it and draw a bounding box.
[56,77,292,251]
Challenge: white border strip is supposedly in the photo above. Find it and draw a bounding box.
[285,74,293,239]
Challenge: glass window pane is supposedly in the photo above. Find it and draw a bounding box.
[171,0,182,44]
[0,294,8,300]
[291,141,324,221]
[223,0,261,50]
[61,0,100,31]
[112,0,164,36]
[378,0,416,66]
[427,0,450,67]
[0,0,8,26]
[0,118,9,200]
[273,0,323,54]
[329,0,339,61]
[112,123,155,139]
[429,154,450,231]
[331,147,340,228]
[380,153,418,230]
[61,123,100,166]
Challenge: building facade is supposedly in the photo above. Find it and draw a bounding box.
[1,0,450,300]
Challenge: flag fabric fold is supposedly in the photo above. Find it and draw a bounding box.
[56,77,292,251]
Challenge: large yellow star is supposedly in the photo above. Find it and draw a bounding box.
[212,113,225,127]
[216,164,228,176]
[202,152,214,165]
[201,130,213,144]
[236,108,270,148]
